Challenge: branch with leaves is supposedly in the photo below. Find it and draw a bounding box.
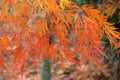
[0,0,120,77]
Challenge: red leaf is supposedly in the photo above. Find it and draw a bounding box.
[13,46,26,71]
[0,52,5,69]
[63,50,80,66]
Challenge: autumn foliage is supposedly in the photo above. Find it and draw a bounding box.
[0,0,120,72]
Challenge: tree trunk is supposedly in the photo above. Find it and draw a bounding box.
[40,58,51,80]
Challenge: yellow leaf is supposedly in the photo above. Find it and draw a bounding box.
[59,0,69,10]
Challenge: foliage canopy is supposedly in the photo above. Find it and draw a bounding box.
[0,0,120,72]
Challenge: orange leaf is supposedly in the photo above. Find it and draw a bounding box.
[63,50,80,66]
[13,46,26,71]
[0,36,9,53]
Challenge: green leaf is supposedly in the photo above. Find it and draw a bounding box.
[29,0,34,4]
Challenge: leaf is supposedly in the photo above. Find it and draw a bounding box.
[60,0,69,10]
[36,36,48,59]
[58,53,65,69]
[102,0,119,18]
[29,0,34,4]
[104,23,120,49]
[0,36,9,53]
[59,0,71,10]
[13,46,26,71]
[0,51,5,69]
[7,0,17,6]
[63,50,80,66]
[47,45,56,63]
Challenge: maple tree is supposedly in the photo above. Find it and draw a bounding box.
[0,0,120,79]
